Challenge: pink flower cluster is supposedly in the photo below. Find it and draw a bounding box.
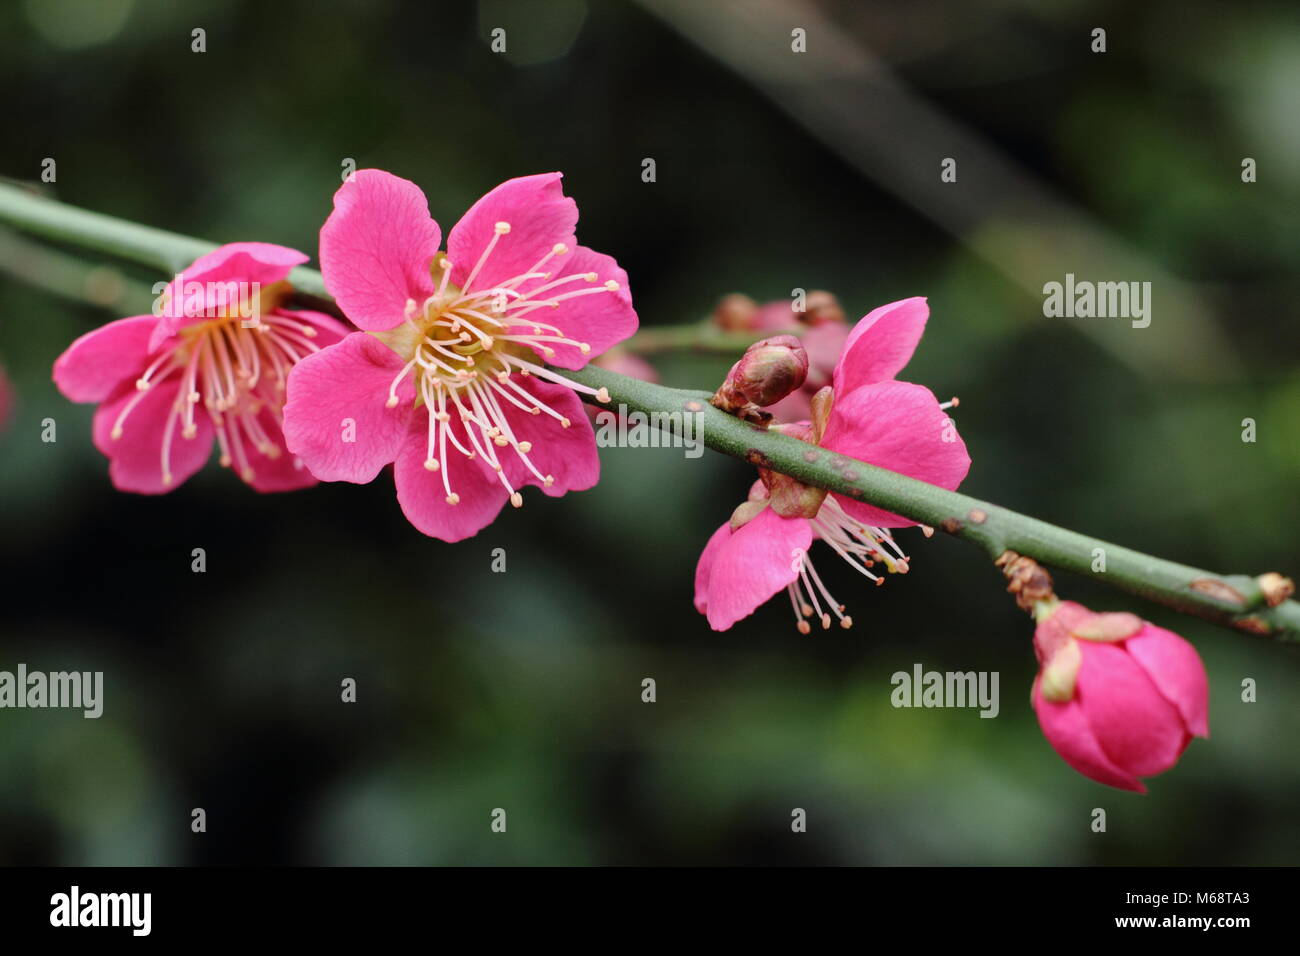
[49,169,1215,795]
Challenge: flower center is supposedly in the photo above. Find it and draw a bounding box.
[110,286,321,486]
[376,222,620,508]
[788,495,911,633]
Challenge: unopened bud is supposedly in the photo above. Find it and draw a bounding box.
[712,293,759,331]
[713,334,809,416]
[803,290,845,326]
[1257,572,1295,607]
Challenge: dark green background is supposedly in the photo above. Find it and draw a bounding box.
[0,0,1297,864]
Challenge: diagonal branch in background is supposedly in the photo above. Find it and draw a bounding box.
[635,0,1237,382]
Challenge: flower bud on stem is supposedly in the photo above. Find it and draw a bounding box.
[710,334,809,424]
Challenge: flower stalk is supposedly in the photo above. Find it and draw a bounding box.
[1,183,1296,641]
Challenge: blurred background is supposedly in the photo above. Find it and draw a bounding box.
[0,0,1297,865]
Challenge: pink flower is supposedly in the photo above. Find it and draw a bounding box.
[52,242,348,493]
[284,170,638,541]
[694,298,970,631]
[1031,600,1209,793]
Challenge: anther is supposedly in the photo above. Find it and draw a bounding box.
[446,493,460,505]
[494,221,511,235]
[424,459,440,471]
[510,492,523,508]
[595,387,610,403]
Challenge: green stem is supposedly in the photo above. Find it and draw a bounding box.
[0,183,327,296]
[623,322,792,355]
[1,183,1296,641]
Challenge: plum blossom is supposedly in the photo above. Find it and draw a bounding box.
[1031,600,1209,793]
[52,242,347,493]
[283,171,638,541]
[694,298,969,631]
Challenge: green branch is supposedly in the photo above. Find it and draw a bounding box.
[1,183,1296,641]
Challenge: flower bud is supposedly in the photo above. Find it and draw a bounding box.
[712,293,759,331]
[711,335,809,421]
[1031,600,1209,793]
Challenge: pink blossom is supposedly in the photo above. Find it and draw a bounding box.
[52,242,348,493]
[283,170,638,541]
[1031,600,1209,793]
[694,298,969,631]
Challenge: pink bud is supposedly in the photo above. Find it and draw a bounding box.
[1031,601,1209,793]
[729,335,809,406]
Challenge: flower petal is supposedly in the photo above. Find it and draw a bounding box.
[243,406,318,493]
[1124,624,1210,738]
[319,170,441,331]
[702,506,812,631]
[393,409,510,541]
[506,244,637,369]
[496,378,600,497]
[820,380,970,527]
[447,173,577,295]
[53,315,157,402]
[91,380,214,494]
[283,332,415,483]
[152,242,311,346]
[1073,641,1190,778]
[833,297,928,392]
[274,308,352,348]
[1033,676,1147,793]
[694,521,732,615]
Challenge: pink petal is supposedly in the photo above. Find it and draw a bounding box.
[694,521,732,615]
[832,297,928,392]
[282,332,415,483]
[53,315,157,402]
[243,406,318,493]
[152,242,311,346]
[447,173,577,295]
[1073,641,1190,778]
[392,410,510,541]
[319,170,441,331]
[702,506,812,631]
[508,244,637,369]
[820,380,970,527]
[275,308,352,348]
[180,241,307,287]
[1124,624,1210,738]
[1033,676,1146,793]
[763,389,812,424]
[800,322,850,388]
[91,380,214,494]
[497,379,600,497]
